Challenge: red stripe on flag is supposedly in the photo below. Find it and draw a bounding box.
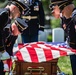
[59,50,67,56]
[30,44,40,48]
[43,48,53,61]
[18,44,24,49]
[45,45,68,57]
[7,59,12,70]
[26,47,38,63]
[15,51,24,61]
[48,45,68,56]
[18,43,29,49]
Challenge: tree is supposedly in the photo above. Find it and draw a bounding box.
[0,0,5,2]
[42,0,51,28]
[0,0,8,8]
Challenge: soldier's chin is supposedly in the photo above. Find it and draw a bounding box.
[53,14,60,19]
[55,16,60,19]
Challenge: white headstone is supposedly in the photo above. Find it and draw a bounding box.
[52,28,64,42]
[38,30,47,42]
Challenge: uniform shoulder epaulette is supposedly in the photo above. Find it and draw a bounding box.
[72,8,76,17]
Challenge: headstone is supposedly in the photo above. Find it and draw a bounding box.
[38,30,48,42]
[52,28,64,42]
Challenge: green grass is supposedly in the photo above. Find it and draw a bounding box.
[58,56,72,75]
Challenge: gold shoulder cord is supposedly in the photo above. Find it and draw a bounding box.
[14,1,25,10]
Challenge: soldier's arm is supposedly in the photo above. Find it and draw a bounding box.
[0,8,10,30]
[72,9,76,31]
[0,32,5,52]
[38,1,45,31]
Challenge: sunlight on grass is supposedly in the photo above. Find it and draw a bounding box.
[58,56,72,75]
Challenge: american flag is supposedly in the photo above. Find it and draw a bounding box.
[13,42,76,63]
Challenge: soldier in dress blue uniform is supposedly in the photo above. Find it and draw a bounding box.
[21,0,45,43]
[50,0,76,75]
[0,0,28,74]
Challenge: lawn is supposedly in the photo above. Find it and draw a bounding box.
[58,56,72,75]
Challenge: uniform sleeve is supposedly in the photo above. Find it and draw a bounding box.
[0,39,5,51]
[72,9,76,27]
[0,31,5,51]
[6,35,17,56]
[4,23,18,56]
[38,1,45,31]
[0,8,9,30]
[72,15,76,32]
[0,8,10,52]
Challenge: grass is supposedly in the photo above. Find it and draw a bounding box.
[58,56,72,75]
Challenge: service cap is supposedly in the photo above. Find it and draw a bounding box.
[15,17,28,33]
[51,0,73,4]
[8,0,28,13]
[50,0,73,12]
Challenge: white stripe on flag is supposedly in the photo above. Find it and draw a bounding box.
[51,45,75,55]
[20,47,32,62]
[51,50,60,59]
[13,46,19,55]
[35,48,46,62]
[58,47,75,55]
[37,44,50,49]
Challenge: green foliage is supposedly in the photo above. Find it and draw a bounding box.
[73,0,76,6]
[51,18,61,28]
[0,0,5,2]
[47,34,52,42]
[0,0,8,8]
[42,0,50,15]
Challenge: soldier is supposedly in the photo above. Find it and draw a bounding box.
[50,0,76,75]
[0,0,28,74]
[21,0,45,43]
[5,0,28,57]
[49,1,67,40]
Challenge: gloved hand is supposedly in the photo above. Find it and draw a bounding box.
[39,25,44,31]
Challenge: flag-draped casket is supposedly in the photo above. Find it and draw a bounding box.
[13,42,76,63]
[12,42,76,75]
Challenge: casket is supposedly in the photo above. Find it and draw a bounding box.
[12,42,76,75]
[14,58,58,75]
